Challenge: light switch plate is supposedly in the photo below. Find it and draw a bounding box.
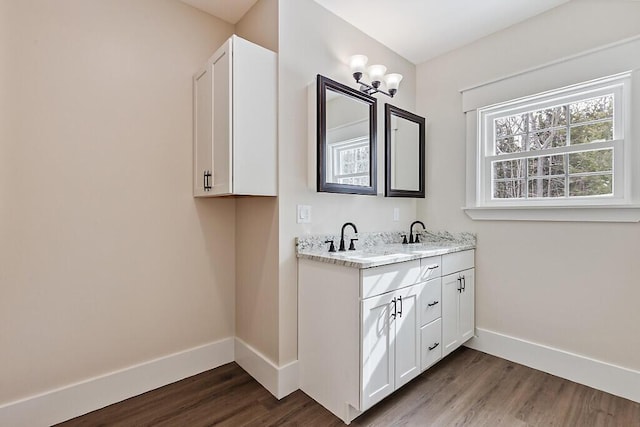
[297,204,311,224]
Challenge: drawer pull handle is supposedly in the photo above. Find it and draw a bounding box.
[391,298,397,319]
[426,265,439,270]
[397,295,403,318]
[427,301,439,307]
[428,342,440,351]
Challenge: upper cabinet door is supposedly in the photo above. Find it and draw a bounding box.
[193,65,213,197]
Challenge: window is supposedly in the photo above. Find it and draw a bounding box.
[477,73,631,208]
[328,136,370,186]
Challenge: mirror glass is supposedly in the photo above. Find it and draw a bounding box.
[317,75,377,195]
[385,104,425,198]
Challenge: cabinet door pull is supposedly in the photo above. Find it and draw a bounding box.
[426,264,439,270]
[397,295,403,318]
[203,170,212,191]
[462,275,466,292]
[457,276,462,293]
[391,298,397,319]
[427,300,439,307]
[428,342,440,351]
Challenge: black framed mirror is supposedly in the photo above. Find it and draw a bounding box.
[317,74,377,195]
[385,104,425,198]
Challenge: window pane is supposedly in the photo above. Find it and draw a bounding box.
[569,174,612,196]
[528,177,565,198]
[495,114,527,138]
[528,106,566,131]
[528,128,567,151]
[338,146,369,174]
[570,95,614,124]
[496,135,526,154]
[493,180,525,199]
[570,120,613,145]
[568,149,612,174]
[493,159,525,179]
[527,155,565,177]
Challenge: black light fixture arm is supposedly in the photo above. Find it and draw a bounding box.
[353,73,396,98]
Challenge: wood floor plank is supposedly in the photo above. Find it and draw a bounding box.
[57,348,640,426]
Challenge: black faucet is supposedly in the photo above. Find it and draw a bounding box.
[339,222,358,251]
[409,220,426,244]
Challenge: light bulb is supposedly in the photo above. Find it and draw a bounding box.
[349,55,368,74]
[367,64,387,88]
[384,73,403,96]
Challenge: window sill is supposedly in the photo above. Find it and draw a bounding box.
[463,205,640,222]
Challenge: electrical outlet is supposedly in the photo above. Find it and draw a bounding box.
[297,205,311,224]
[393,207,400,221]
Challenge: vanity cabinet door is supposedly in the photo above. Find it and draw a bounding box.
[361,292,395,410]
[459,268,475,343]
[394,284,422,389]
[442,268,475,357]
[361,283,422,410]
[442,272,462,357]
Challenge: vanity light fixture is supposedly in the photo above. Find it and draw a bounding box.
[349,54,403,98]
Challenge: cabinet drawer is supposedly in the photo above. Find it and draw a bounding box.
[418,256,441,282]
[361,260,421,298]
[421,318,442,371]
[420,278,441,326]
[441,250,474,276]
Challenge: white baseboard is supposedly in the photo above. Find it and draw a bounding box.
[0,338,235,427]
[234,337,298,399]
[465,328,640,403]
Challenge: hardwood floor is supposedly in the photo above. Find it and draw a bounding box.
[57,348,640,426]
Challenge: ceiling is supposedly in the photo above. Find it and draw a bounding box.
[180,0,572,64]
[180,0,259,24]
[313,0,570,64]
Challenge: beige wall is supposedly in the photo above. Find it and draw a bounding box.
[234,0,281,363]
[235,0,278,52]
[278,0,418,364]
[416,1,640,370]
[0,0,235,404]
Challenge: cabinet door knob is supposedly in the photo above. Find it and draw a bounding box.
[428,342,440,351]
[427,301,439,307]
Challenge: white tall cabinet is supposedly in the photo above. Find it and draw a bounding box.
[193,35,277,197]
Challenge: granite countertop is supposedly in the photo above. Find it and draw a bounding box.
[296,230,476,269]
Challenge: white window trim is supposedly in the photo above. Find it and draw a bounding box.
[461,36,640,222]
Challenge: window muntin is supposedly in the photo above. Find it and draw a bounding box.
[478,73,629,207]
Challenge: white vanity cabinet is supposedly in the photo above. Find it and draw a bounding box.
[193,35,276,197]
[298,249,475,425]
[441,250,475,357]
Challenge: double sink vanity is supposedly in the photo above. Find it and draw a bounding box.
[297,228,476,424]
